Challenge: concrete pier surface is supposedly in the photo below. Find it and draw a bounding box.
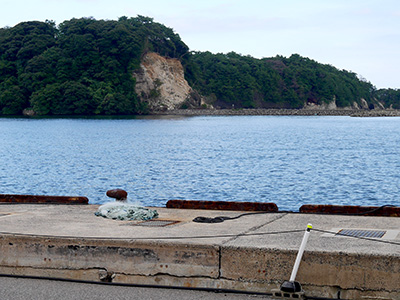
[0,204,399,299]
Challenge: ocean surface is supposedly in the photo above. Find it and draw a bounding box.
[1,115,399,211]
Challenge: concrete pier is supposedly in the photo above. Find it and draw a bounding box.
[0,204,399,299]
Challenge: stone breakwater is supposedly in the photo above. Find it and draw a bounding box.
[151,108,400,117]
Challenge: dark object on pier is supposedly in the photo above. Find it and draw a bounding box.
[280,280,302,293]
[106,189,128,201]
[300,204,400,217]
[0,194,88,204]
[166,199,278,212]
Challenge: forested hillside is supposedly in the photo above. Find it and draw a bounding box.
[0,16,399,115]
[186,52,378,109]
[0,16,188,115]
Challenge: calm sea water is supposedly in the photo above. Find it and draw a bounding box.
[0,115,399,211]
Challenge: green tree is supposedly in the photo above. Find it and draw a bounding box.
[0,16,396,115]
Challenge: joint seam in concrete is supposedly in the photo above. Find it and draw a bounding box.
[218,246,222,279]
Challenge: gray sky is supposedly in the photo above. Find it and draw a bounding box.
[1,0,399,89]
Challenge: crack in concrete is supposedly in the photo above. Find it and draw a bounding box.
[221,213,289,245]
[117,271,218,280]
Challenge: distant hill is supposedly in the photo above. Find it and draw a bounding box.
[0,16,399,115]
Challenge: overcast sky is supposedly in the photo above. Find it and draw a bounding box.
[1,0,399,89]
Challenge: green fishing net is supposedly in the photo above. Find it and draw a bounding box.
[95,202,158,221]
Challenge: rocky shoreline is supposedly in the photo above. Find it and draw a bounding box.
[151,108,400,117]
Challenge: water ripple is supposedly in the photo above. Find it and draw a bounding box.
[0,116,399,210]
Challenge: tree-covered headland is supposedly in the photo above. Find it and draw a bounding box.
[0,16,399,115]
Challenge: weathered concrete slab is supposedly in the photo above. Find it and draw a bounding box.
[223,212,400,253]
[221,213,400,299]
[0,204,279,243]
[0,204,399,299]
[0,235,219,278]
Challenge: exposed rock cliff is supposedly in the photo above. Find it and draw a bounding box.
[304,98,338,110]
[133,52,201,111]
[304,97,386,111]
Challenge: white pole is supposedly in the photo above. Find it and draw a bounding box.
[289,223,312,282]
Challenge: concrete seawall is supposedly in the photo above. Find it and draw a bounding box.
[151,108,400,117]
[1,204,399,299]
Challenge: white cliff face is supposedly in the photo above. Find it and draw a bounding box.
[360,98,369,109]
[304,98,337,110]
[133,52,193,111]
[304,97,386,110]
